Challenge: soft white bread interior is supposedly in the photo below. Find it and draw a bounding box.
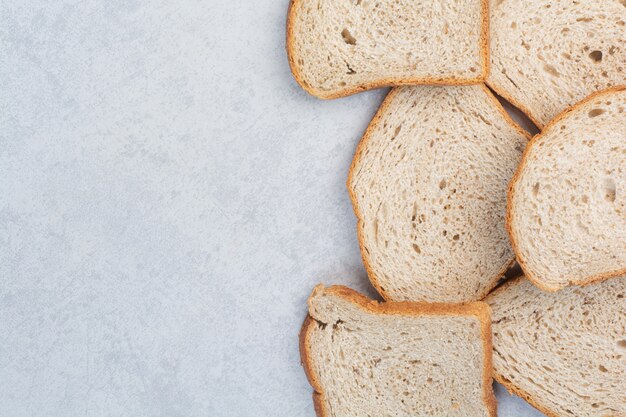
[488,0,626,127]
[487,277,626,417]
[300,285,496,417]
[508,87,626,291]
[349,85,529,302]
[287,0,488,98]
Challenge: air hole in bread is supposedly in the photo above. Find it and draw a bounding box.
[532,182,540,197]
[589,50,603,62]
[412,244,421,254]
[341,29,357,45]
[618,340,626,349]
[391,125,402,141]
[543,64,560,77]
[588,108,605,117]
[598,364,608,372]
[603,178,616,202]
[439,179,447,189]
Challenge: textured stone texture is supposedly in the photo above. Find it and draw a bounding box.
[0,1,543,416]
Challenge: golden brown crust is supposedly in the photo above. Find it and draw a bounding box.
[481,84,532,142]
[312,392,326,417]
[489,276,625,417]
[346,88,398,300]
[299,316,322,392]
[286,0,491,99]
[300,285,497,417]
[506,85,626,292]
[300,315,329,417]
[486,80,545,129]
[347,85,530,302]
[493,374,560,417]
[487,276,562,417]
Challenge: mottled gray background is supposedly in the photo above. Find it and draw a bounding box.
[1,1,545,416]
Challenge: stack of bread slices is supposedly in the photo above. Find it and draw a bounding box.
[287,0,625,416]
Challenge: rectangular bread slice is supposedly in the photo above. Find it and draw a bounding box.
[487,277,626,417]
[287,0,489,99]
[300,285,496,417]
[488,0,626,127]
[348,85,529,303]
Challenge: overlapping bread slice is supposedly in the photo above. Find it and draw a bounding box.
[300,285,496,417]
[348,85,529,302]
[287,0,489,99]
[507,87,626,291]
[487,277,626,417]
[488,0,626,127]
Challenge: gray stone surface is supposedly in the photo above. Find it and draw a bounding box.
[1,1,545,416]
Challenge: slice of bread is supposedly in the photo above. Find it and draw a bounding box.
[300,285,496,417]
[286,0,489,99]
[488,0,626,127]
[507,87,626,292]
[348,85,529,303]
[487,277,626,417]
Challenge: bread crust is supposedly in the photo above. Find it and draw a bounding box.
[486,81,544,129]
[487,277,592,417]
[300,284,497,417]
[506,86,626,292]
[286,0,491,99]
[493,374,560,417]
[347,85,531,302]
[486,278,561,417]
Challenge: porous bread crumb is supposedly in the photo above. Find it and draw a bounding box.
[287,0,488,98]
[349,85,529,302]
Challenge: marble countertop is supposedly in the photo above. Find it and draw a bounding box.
[1,1,544,416]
